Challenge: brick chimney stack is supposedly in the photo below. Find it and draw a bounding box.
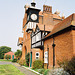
[43,5,52,13]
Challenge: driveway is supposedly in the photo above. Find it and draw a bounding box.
[0,61,12,65]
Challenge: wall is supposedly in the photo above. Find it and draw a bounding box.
[72,30,75,56]
[31,48,43,67]
[44,30,74,69]
[4,52,16,60]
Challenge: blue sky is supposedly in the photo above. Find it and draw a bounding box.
[0,0,75,52]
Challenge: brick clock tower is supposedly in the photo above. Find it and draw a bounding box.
[25,0,40,32]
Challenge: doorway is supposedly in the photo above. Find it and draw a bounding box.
[30,52,32,67]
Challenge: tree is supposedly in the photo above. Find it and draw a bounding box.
[15,50,22,59]
[0,46,11,59]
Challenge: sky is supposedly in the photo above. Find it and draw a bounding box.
[0,0,75,52]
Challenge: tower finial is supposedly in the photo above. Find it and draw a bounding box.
[32,0,35,2]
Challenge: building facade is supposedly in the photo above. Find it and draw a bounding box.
[4,51,16,60]
[18,1,75,69]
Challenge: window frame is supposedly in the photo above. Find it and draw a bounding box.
[35,52,40,60]
[44,51,48,63]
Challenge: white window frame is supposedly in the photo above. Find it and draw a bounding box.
[35,52,40,60]
[44,51,48,63]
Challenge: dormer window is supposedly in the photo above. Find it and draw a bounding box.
[31,25,50,49]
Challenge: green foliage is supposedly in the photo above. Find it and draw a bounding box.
[44,69,50,75]
[38,69,45,74]
[33,60,43,69]
[0,46,11,59]
[0,59,12,62]
[35,69,49,75]
[0,64,24,75]
[15,50,22,59]
[57,56,75,75]
[12,58,17,62]
[63,56,75,75]
[5,55,11,60]
[19,59,26,66]
[57,59,68,67]
[25,53,30,66]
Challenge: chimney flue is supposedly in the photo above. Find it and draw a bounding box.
[43,5,52,13]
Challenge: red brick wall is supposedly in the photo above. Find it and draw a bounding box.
[31,48,43,67]
[53,19,62,25]
[44,30,74,69]
[43,13,54,26]
[4,52,16,60]
[72,30,75,56]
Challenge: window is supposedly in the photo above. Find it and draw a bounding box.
[35,52,39,60]
[44,51,48,63]
[36,32,41,41]
[32,36,35,44]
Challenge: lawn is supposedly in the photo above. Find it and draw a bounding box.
[0,59,12,62]
[0,64,24,75]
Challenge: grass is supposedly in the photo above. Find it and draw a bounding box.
[0,59,12,62]
[0,64,24,75]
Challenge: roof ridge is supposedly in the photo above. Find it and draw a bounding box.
[44,13,75,39]
[53,14,73,30]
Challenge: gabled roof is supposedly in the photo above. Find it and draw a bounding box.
[37,23,54,32]
[5,51,14,55]
[45,13,75,39]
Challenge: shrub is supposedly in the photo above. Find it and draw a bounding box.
[18,59,26,66]
[57,56,75,75]
[44,69,50,75]
[33,60,43,69]
[63,56,75,75]
[57,59,68,67]
[9,55,11,59]
[12,59,17,62]
[38,69,45,74]
[15,50,22,59]
[5,55,11,60]
[25,53,30,66]
[48,68,70,75]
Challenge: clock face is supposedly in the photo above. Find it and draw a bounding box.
[31,14,37,21]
